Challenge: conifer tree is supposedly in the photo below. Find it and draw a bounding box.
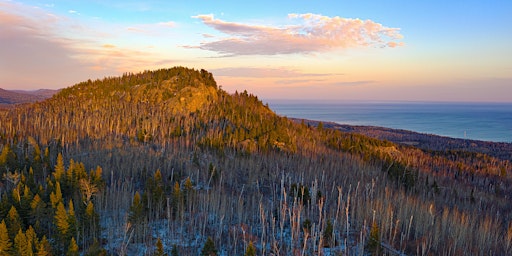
[54,201,71,253]
[6,206,22,240]
[14,229,33,256]
[154,238,167,256]
[170,245,179,256]
[0,220,12,254]
[200,237,217,256]
[36,236,52,256]
[128,192,144,243]
[50,181,63,208]
[67,237,79,256]
[367,222,381,255]
[323,219,334,247]
[30,194,48,235]
[68,199,77,240]
[245,241,256,256]
[25,226,38,254]
[84,201,100,242]
[54,153,65,181]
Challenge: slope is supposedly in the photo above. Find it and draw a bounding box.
[0,67,511,255]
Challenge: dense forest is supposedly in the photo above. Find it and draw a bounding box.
[0,67,511,255]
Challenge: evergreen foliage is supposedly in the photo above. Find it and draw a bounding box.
[244,241,256,256]
[0,220,12,254]
[200,237,217,256]
[0,67,510,255]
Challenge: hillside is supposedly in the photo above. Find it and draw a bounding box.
[0,67,511,255]
[294,118,512,161]
[0,88,58,107]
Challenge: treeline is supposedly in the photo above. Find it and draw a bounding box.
[0,67,511,255]
[0,150,104,255]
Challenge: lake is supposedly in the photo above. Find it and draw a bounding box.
[266,100,512,143]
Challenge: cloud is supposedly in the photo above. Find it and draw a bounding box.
[0,9,92,88]
[211,67,341,78]
[0,1,182,89]
[190,13,404,56]
[157,21,176,27]
[275,79,375,87]
[331,80,376,86]
[127,20,176,34]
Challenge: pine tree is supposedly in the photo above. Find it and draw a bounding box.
[0,220,12,254]
[170,245,179,256]
[200,237,217,256]
[6,206,22,240]
[67,199,77,240]
[50,181,63,208]
[128,192,144,243]
[367,222,381,255]
[154,238,167,256]
[35,236,52,256]
[54,153,65,181]
[25,226,38,255]
[84,201,100,243]
[54,201,71,254]
[66,237,79,256]
[14,229,33,256]
[245,241,256,256]
[323,219,334,247]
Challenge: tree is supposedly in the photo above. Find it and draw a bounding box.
[6,206,22,240]
[84,201,100,243]
[50,181,63,208]
[128,192,145,243]
[66,237,79,256]
[245,241,256,256]
[54,201,71,254]
[170,245,179,256]
[323,219,334,247]
[0,220,12,254]
[67,199,77,240]
[14,229,33,256]
[35,236,52,256]
[54,153,65,181]
[367,222,381,255]
[200,237,217,256]
[153,238,167,256]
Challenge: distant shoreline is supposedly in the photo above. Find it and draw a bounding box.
[288,117,512,161]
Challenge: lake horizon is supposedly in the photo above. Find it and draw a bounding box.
[265,99,512,143]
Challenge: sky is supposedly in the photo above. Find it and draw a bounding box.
[1,0,511,102]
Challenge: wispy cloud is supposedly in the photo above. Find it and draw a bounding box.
[211,67,341,78]
[190,13,404,56]
[0,1,180,89]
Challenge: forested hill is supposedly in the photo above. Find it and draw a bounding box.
[0,88,57,108]
[0,67,511,255]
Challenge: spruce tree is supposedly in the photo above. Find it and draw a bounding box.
[0,220,12,254]
[154,238,167,256]
[14,229,33,256]
[6,206,22,240]
[54,153,65,181]
[66,237,79,256]
[170,245,179,256]
[200,237,217,256]
[245,241,256,256]
[36,236,52,256]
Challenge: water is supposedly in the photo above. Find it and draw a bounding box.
[266,100,512,143]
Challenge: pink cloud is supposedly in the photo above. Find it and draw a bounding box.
[190,13,404,56]
[211,67,342,78]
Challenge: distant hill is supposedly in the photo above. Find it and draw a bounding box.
[0,88,59,107]
[292,118,512,161]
